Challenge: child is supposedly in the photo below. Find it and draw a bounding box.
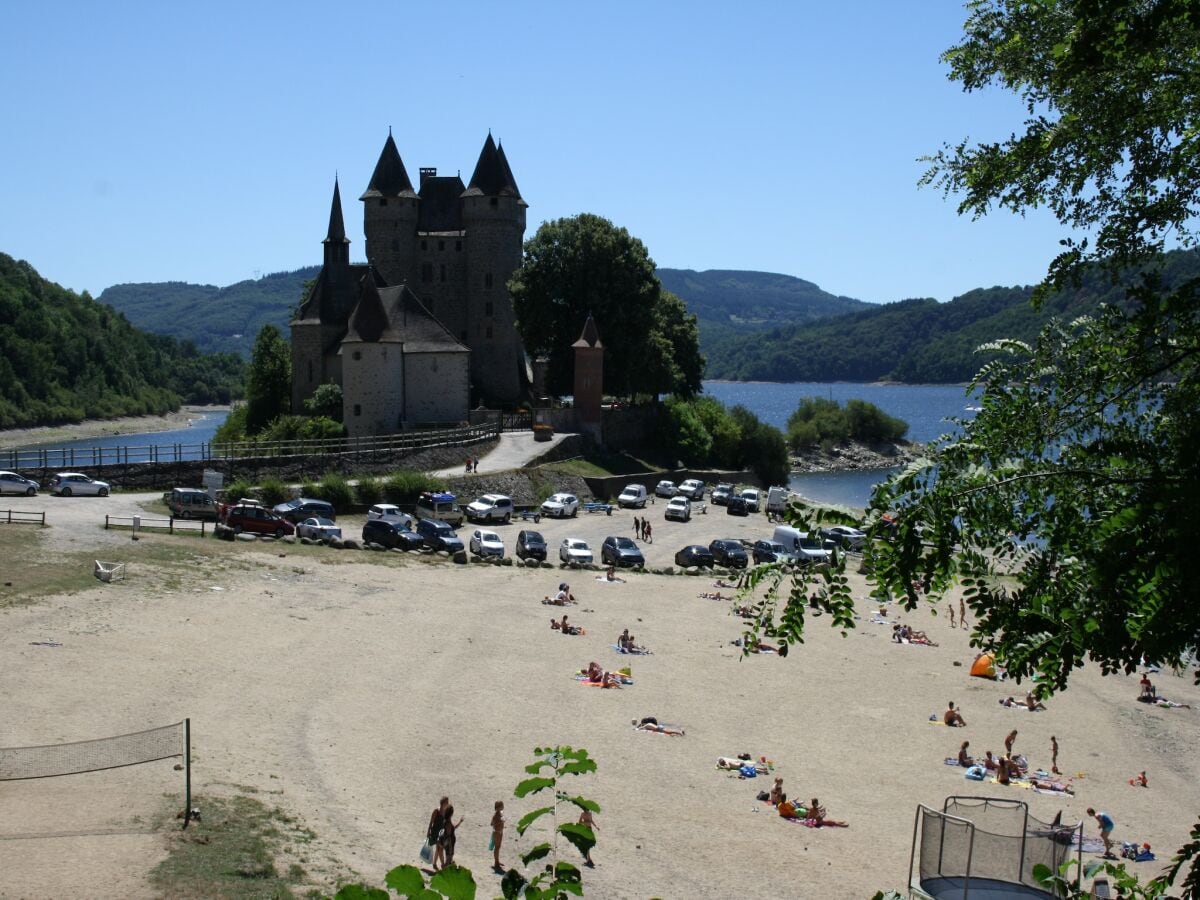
[491,800,506,871]
[578,808,597,867]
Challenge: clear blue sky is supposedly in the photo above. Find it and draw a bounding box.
[0,1,1067,305]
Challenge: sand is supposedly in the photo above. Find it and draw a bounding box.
[1,493,1197,899]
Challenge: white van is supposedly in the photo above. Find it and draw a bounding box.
[771,525,833,564]
[617,484,648,508]
[741,488,762,512]
[766,486,792,517]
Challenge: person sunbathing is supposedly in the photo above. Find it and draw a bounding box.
[746,637,778,653]
[983,750,998,771]
[632,718,684,735]
[1029,777,1074,794]
[1024,692,1047,711]
[806,798,848,827]
[557,615,583,635]
[769,777,786,805]
[997,757,1012,785]
[999,696,1018,707]
[1140,674,1156,699]
[1130,770,1148,787]
[957,741,974,767]
[944,702,966,726]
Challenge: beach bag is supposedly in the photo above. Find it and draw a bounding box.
[757,791,770,802]
[740,764,757,778]
[778,801,797,819]
[419,841,433,863]
[488,834,495,851]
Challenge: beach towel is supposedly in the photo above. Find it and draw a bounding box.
[1073,837,1106,853]
[576,675,633,686]
[611,645,651,655]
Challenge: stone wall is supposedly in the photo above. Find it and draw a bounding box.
[600,405,659,452]
[405,351,470,425]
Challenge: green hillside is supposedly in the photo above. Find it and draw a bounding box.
[99,266,320,357]
[0,253,244,429]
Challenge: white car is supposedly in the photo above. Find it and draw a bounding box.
[664,496,692,522]
[654,480,677,498]
[559,538,593,565]
[466,493,514,523]
[741,488,762,512]
[49,472,110,497]
[677,479,705,500]
[470,529,505,557]
[540,492,579,518]
[821,525,867,550]
[367,504,414,529]
[296,517,342,541]
[0,471,40,496]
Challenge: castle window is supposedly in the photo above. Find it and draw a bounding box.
[422,262,433,282]
[438,240,445,251]
[490,197,499,207]
[439,264,446,282]
[353,404,362,417]
[455,240,462,251]
[379,199,387,207]
[353,350,362,361]
[484,273,493,289]
[485,300,494,317]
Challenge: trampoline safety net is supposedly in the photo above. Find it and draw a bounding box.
[0,721,186,781]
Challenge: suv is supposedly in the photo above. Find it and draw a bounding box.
[654,480,677,498]
[725,496,749,516]
[516,529,548,561]
[709,539,749,568]
[273,497,336,523]
[711,483,734,506]
[363,518,424,550]
[222,504,296,537]
[664,496,691,522]
[467,493,514,523]
[752,540,794,564]
[368,504,415,529]
[416,491,464,526]
[601,535,645,568]
[415,517,464,552]
[677,479,705,500]
[168,487,217,520]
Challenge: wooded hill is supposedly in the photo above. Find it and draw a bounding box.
[0,253,244,429]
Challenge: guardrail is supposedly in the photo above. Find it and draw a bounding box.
[104,515,208,536]
[0,423,500,471]
[0,509,46,526]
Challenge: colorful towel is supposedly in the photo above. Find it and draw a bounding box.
[611,645,651,655]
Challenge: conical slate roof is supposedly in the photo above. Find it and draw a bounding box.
[345,273,389,343]
[343,282,468,353]
[496,142,522,200]
[464,133,522,198]
[360,132,417,199]
[572,314,602,348]
[325,177,348,244]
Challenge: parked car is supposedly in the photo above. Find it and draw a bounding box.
[741,488,762,512]
[709,538,749,568]
[0,471,39,496]
[415,491,463,526]
[674,544,716,568]
[48,472,110,497]
[167,487,217,519]
[362,518,424,550]
[368,504,414,529]
[726,496,749,516]
[274,497,336,523]
[601,535,645,567]
[772,525,834,564]
[752,540,794,564]
[467,493,514,523]
[470,529,505,557]
[466,529,500,557]
[677,479,705,500]
[654,480,677,498]
[540,493,579,518]
[664,496,692,522]
[617,484,648,509]
[559,538,594,565]
[415,517,464,552]
[820,525,867,550]
[222,504,296,537]
[766,485,793,518]
[296,517,342,541]
[516,529,548,561]
[711,483,734,506]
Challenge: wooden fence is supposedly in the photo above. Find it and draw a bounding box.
[104,515,208,536]
[0,509,46,526]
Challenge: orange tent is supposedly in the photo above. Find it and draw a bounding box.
[970,653,997,679]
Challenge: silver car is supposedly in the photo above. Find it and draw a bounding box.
[49,472,110,497]
[0,471,40,496]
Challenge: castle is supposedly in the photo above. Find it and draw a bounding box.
[290,132,528,436]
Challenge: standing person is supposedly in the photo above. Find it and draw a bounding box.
[578,807,597,867]
[644,521,652,544]
[1051,735,1060,775]
[1005,729,1018,755]
[1087,807,1116,858]
[959,596,967,629]
[948,603,956,629]
[428,796,448,868]
[491,800,506,872]
[438,804,463,869]
[473,457,479,473]
[633,515,640,538]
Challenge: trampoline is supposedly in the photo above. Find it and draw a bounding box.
[907,797,1082,900]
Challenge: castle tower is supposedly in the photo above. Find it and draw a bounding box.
[460,133,527,404]
[572,315,603,442]
[360,131,419,286]
[290,177,355,412]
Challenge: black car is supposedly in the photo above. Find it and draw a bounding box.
[709,539,749,568]
[752,540,793,564]
[601,535,645,568]
[516,529,548,561]
[273,497,336,523]
[363,519,424,550]
[674,544,716,568]
[415,517,464,552]
[725,496,749,516]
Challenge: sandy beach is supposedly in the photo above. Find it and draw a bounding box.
[0,406,228,452]
[1,492,1197,898]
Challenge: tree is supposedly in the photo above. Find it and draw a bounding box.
[760,2,1200,894]
[303,382,343,422]
[509,214,703,398]
[244,324,292,435]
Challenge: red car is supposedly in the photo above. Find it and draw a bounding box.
[221,504,296,537]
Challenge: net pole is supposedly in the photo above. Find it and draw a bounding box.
[182,718,191,830]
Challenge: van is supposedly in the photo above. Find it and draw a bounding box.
[766,486,792,517]
[617,484,648,509]
[771,525,833,564]
[740,488,762,512]
[168,487,218,520]
[415,491,464,526]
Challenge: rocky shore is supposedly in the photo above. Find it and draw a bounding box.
[789,438,922,474]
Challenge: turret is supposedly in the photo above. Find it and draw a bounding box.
[361,130,419,285]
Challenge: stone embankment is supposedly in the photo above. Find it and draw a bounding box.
[790,439,921,474]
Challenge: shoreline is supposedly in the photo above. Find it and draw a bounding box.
[0,405,229,451]
[789,438,922,474]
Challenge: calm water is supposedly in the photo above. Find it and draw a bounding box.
[14,408,230,459]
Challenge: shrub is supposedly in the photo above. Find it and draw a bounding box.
[222,478,255,503]
[383,470,443,504]
[258,477,290,506]
[354,477,383,508]
[316,473,355,511]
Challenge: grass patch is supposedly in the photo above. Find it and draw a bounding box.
[541,449,669,479]
[0,527,97,605]
[151,792,318,899]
